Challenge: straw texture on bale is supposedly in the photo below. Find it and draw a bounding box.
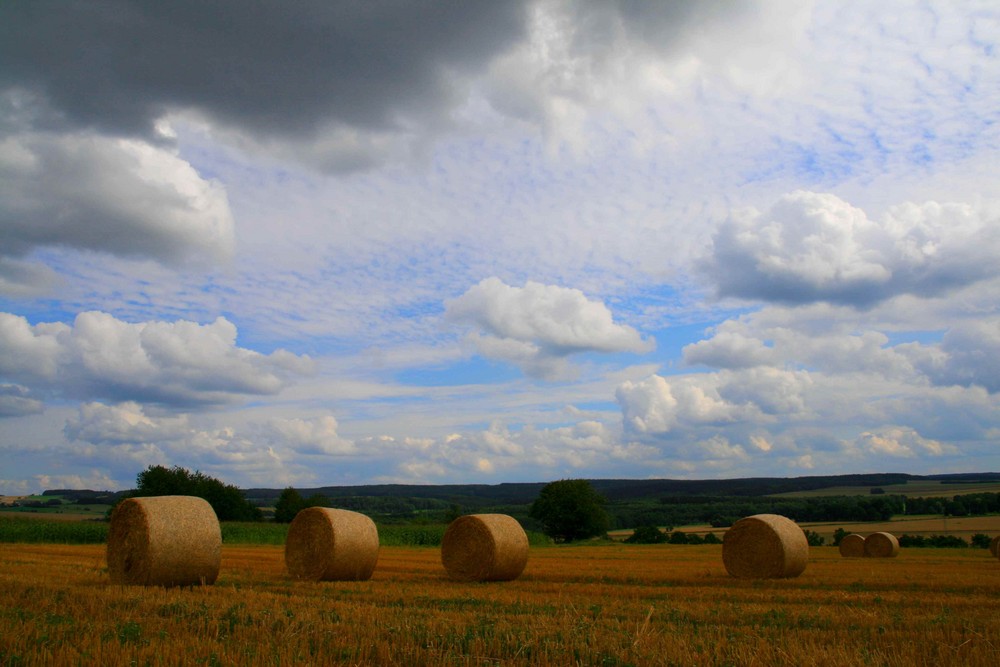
[107,495,221,587]
[864,531,900,558]
[838,533,867,558]
[285,507,379,581]
[722,514,808,579]
[441,514,528,582]
[990,535,1000,558]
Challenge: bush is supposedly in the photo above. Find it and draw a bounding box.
[625,525,667,544]
[804,529,825,547]
[898,534,968,548]
[971,533,991,549]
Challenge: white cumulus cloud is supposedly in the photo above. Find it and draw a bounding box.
[0,311,313,407]
[263,416,356,456]
[446,277,653,379]
[855,426,953,458]
[706,191,1000,307]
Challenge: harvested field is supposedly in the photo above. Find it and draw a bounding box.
[2,543,1000,665]
[441,513,528,582]
[838,533,866,557]
[802,515,1000,543]
[611,515,1000,544]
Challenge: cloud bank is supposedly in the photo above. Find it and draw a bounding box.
[1,2,999,493]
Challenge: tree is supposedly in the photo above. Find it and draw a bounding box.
[130,465,262,522]
[445,503,463,523]
[273,487,306,523]
[273,489,331,523]
[529,479,610,542]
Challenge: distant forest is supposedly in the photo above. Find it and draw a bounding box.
[43,471,1000,530]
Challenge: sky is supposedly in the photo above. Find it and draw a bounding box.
[1,1,999,495]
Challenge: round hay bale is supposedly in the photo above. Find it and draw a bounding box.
[722,514,808,579]
[441,514,528,582]
[838,533,867,558]
[864,531,899,558]
[285,507,379,581]
[107,495,221,587]
[990,535,1000,558]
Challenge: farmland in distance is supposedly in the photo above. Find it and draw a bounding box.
[3,542,1000,666]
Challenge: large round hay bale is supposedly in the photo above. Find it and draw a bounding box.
[838,533,867,558]
[990,535,1000,558]
[722,514,808,579]
[864,531,899,558]
[441,514,528,582]
[285,507,379,581]
[107,495,221,587]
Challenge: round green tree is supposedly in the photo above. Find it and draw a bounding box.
[273,487,306,523]
[128,465,262,521]
[529,479,610,542]
[273,488,331,523]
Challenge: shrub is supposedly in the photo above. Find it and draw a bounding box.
[668,530,689,544]
[971,533,991,549]
[803,529,825,547]
[625,525,667,544]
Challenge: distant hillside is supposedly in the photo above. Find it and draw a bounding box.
[244,472,1000,506]
[43,471,1000,510]
[29,472,1000,530]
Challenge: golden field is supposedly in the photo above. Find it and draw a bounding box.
[2,543,1000,666]
[609,515,1000,543]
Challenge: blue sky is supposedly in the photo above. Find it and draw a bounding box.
[1,1,999,494]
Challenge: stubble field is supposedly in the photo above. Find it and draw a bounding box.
[2,543,1000,666]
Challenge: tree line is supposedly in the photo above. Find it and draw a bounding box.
[114,467,1000,547]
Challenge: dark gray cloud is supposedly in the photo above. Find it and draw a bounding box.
[567,0,757,54]
[0,1,530,141]
[0,384,44,418]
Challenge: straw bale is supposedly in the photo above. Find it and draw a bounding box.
[285,507,379,581]
[864,531,899,558]
[722,514,808,579]
[441,514,528,582]
[106,495,221,587]
[990,535,1000,558]
[838,533,867,558]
